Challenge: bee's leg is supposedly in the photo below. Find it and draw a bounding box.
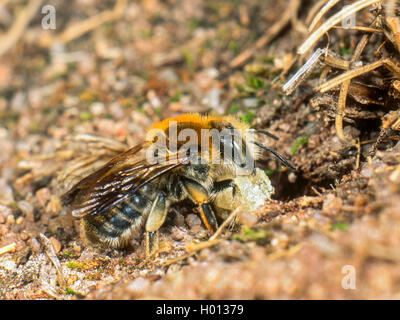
[145,193,168,257]
[145,231,158,258]
[182,179,218,231]
[200,203,218,231]
[212,179,237,195]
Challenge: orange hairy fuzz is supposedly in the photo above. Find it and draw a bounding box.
[145,113,257,163]
[148,113,250,132]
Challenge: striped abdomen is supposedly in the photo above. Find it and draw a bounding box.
[82,188,155,248]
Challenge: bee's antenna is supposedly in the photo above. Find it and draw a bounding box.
[254,129,279,140]
[253,142,296,170]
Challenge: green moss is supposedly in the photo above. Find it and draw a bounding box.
[230,102,240,114]
[8,202,18,209]
[66,260,100,271]
[65,287,85,298]
[66,261,84,271]
[182,48,195,69]
[229,40,239,53]
[240,111,256,125]
[339,47,354,56]
[261,56,275,64]
[170,92,181,102]
[79,112,93,121]
[339,37,354,56]
[245,73,264,89]
[265,169,280,176]
[233,226,271,243]
[118,259,126,266]
[291,136,309,154]
[330,222,349,231]
[140,28,153,38]
[62,251,78,259]
[154,107,162,116]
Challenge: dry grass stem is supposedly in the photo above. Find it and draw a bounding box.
[209,207,240,241]
[0,242,16,255]
[308,0,340,32]
[230,0,300,68]
[335,34,369,145]
[317,58,398,93]
[40,0,127,47]
[283,48,325,94]
[332,25,383,33]
[0,0,43,56]
[39,233,66,287]
[298,0,380,55]
[324,52,350,70]
[305,0,330,26]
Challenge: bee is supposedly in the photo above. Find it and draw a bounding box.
[62,113,295,257]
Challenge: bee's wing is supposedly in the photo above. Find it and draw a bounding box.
[62,143,189,218]
[57,134,130,193]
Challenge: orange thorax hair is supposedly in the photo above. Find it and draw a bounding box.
[146,113,256,162]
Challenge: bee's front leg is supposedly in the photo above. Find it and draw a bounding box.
[200,203,218,231]
[182,179,218,231]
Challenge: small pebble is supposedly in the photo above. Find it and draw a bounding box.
[30,237,41,252]
[185,214,201,228]
[0,179,15,203]
[239,211,258,227]
[355,194,368,207]
[171,227,185,241]
[46,196,62,217]
[89,102,105,115]
[194,229,207,239]
[0,204,12,220]
[288,172,297,183]
[36,188,51,207]
[6,215,15,225]
[16,216,24,224]
[20,231,29,241]
[17,200,34,222]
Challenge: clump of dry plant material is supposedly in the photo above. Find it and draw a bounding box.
[284,0,400,156]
